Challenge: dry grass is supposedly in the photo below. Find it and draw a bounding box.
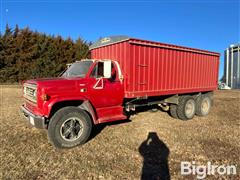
[0,85,239,179]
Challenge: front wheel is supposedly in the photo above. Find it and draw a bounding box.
[48,107,92,149]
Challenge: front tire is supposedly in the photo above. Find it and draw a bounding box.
[48,106,92,149]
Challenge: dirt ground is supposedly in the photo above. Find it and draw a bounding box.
[0,85,239,180]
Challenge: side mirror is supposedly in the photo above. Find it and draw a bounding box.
[103,61,112,78]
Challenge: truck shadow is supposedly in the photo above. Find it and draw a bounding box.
[139,132,170,180]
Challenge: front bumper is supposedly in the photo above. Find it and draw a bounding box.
[20,105,47,129]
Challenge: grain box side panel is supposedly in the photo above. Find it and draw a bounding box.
[129,45,164,95]
[125,45,219,97]
[91,39,219,98]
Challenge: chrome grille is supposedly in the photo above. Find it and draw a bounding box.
[23,83,37,103]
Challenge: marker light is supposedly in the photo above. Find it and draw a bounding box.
[41,94,49,101]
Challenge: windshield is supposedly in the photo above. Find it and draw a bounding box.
[62,61,93,78]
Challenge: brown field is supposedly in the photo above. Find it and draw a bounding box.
[0,85,239,179]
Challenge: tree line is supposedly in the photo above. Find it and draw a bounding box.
[0,24,91,83]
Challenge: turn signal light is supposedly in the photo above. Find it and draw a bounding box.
[41,94,49,101]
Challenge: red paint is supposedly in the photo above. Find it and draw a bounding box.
[91,38,220,98]
[22,36,220,126]
[22,61,125,124]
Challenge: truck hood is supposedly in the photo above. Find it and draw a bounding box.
[26,77,84,85]
[31,77,67,82]
[25,77,88,95]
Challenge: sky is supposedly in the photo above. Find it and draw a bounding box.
[1,0,239,79]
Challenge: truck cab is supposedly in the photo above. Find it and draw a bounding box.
[21,59,126,148]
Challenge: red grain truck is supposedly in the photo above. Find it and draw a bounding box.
[21,36,220,148]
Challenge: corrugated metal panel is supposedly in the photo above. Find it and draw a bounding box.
[224,45,240,89]
[91,37,220,98]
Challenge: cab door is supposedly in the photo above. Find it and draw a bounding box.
[87,61,124,109]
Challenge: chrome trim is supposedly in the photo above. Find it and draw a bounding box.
[21,105,43,120]
[20,105,46,129]
[23,83,37,103]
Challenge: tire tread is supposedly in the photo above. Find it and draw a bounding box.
[47,106,92,149]
[169,104,178,119]
[177,96,195,120]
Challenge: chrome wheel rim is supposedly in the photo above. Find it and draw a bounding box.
[185,99,195,118]
[60,117,83,142]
